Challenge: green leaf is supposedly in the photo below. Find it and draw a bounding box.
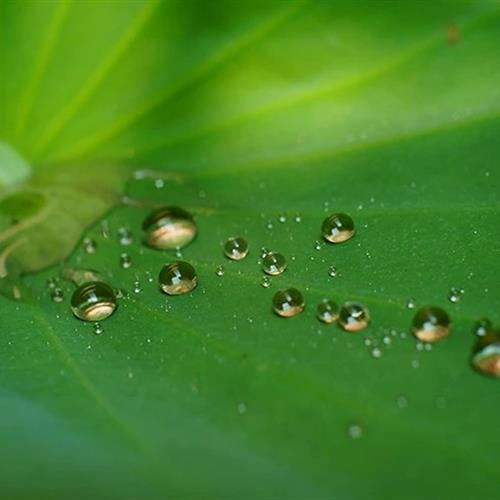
[1,1,500,498]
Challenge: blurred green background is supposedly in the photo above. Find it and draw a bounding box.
[0,0,499,498]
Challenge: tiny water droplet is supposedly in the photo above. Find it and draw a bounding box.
[224,237,249,261]
[382,335,392,346]
[316,299,339,324]
[371,346,383,358]
[159,261,197,295]
[120,253,132,269]
[448,287,464,303]
[93,323,104,335]
[133,280,142,294]
[278,213,286,223]
[328,265,338,278]
[118,227,133,246]
[474,318,492,337]
[322,213,355,244]
[100,220,110,239]
[71,282,117,321]
[471,329,500,378]
[51,287,64,303]
[339,302,370,332]
[407,297,416,309]
[83,238,97,254]
[237,402,247,414]
[261,276,271,288]
[294,214,302,223]
[412,306,451,343]
[272,288,305,318]
[260,247,270,258]
[262,252,287,276]
[143,206,197,250]
[347,422,363,440]
[314,240,322,251]
[154,178,165,189]
[215,265,225,277]
[396,395,408,408]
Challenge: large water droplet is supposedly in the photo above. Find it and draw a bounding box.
[317,299,339,324]
[143,206,197,250]
[412,306,451,343]
[262,252,287,275]
[471,329,500,378]
[339,302,370,332]
[322,213,355,243]
[159,261,197,295]
[71,282,117,321]
[272,288,305,317]
[224,237,249,261]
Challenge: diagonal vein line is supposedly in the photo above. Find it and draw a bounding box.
[192,108,500,179]
[32,311,145,450]
[15,0,71,136]
[44,0,308,163]
[32,0,161,157]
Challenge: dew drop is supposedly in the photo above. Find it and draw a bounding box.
[71,282,117,322]
[120,253,132,269]
[224,237,249,261]
[262,252,287,276]
[154,178,165,189]
[272,288,305,318]
[448,287,464,303]
[261,276,271,288]
[159,261,198,295]
[142,206,197,250]
[339,302,370,332]
[471,329,500,378]
[316,299,339,324]
[93,323,104,335]
[215,265,225,277]
[396,395,408,409]
[406,297,416,309]
[314,240,322,251]
[237,402,248,414]
[278,213,286,223]
[322,213,355,244]
[371,347,382,358]
[294,214,302,223]
[328,265,338,278]
[347,422,363,440]
[260,247,270,258]
[118,227,133,246]
[133,280,142,294]
[51,287,64,303]
[474,318,492,337]
[412,306,451,343]
[83,238,97,254]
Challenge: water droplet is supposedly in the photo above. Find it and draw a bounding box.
[224,237,249,261]
[382,335,392,346]
[396,395,408,408]
[261,276,271,288]
[322,213,355,243]
[83,238,97,254]
[407,297,416,309]
[142,206,197,250]
[93,323,104,335]
[347,422,363,440]
[328,265,338,278]
[412,306,451,343]
[237,402,247,414]
[260,247,270,258]
[154,178,165,189]
[100,220,110,239]
[133,280,142,294]
[120,253,132,269]
[71,282,117,321]
[262,252,287,276]
[448,287,464,303]
[278,213,286,223]
[473,318,492,337]
[314,240,322,251]
[51,287,64,303]
[272,288,305,318]
[118,227,133,246]
[294,214,302,223]
[339,302,370,332]
[159,261,198,295]
[371,347,383,358]
[215,265,225,277]
[316,299,339,324]
[471,329,500,378]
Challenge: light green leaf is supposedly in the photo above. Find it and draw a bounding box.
[1,1,499,499]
